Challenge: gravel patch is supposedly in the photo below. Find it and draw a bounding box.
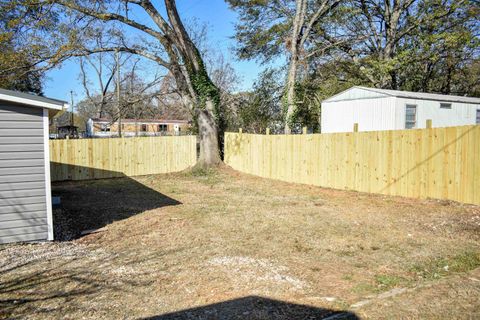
[0,242,106,273]
[209,256,306,290]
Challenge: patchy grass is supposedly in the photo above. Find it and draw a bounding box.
[374,274,407,290]
[352,282,378,295]
[1,167,479,319]
[411,250,480,280]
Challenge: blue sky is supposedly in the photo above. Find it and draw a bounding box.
[43,0,276,102]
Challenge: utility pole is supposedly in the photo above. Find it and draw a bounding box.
[69,90,75,127]
[68,90,77,139]
[116,49,122,137]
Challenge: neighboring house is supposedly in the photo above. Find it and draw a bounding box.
[0,88,67,244]
[321,86,480,133]
[49,111,86,139]
[86,118,190,137]
[57,125,79,139]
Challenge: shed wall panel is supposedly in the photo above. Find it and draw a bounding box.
[0,181,45,191]
[0,225,48,238]
[0,128,45,136]
[0,188,45,199]
[0,144,44,152]
[0,218,47,230]
[0,136,44,144]
[0,211,46,222]
[0,152,44,160]
[0,173,46,183]
[0,104,48,244]
[1,203,47,215]
[0,232,47,243]
[0,166,45,175]
[0,159,45,168]
[0,121,43,129]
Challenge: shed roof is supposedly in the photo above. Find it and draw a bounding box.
[324,86,480,104]
[0,88,68,110]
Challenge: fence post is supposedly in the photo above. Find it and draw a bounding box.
[239,128,243,134]
[426,119,432,129]
[302,126,307,134]
[353,123,359,132]
[266,128,270,135]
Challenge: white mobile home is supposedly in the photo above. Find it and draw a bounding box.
[321,86,480,133]
[0,88,67,244]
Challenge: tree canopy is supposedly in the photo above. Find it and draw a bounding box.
[228,0,479,131]
[0,1,58,94]
[1,0,226,166]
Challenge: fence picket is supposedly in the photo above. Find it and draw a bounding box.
[50,136,197,181]
[224,126,480,205]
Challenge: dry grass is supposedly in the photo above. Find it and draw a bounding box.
[1,167,479,319]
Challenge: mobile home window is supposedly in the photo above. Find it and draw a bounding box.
[405,105,417,129]
[440,103,452,109]
[101,124,110,132]
[141,124,148,131]
[477,109,480,124]
[158,124,168,132]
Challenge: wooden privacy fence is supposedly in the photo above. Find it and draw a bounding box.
[50,136,197,181]
[224,125,480,205]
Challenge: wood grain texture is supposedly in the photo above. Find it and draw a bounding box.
[224,125,480,205]
[50,136,197,181]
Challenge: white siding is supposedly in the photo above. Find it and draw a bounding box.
[394,98,479,129]
[321,97,397,133]
[322,93,479,133]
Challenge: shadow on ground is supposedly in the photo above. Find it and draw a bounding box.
[51,163,181,240]
[0,245,178,318]
[141,296,359,320]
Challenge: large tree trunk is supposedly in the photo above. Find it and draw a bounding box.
[165,0,223,167]
[284,0,307,134]
[196,105,222,168]
[54,0,224,167]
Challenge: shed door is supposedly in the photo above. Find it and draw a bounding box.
[0,103,48,243]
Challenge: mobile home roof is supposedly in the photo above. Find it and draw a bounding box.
[324,86,480,104]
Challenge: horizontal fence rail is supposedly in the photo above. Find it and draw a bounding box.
[224,125,480,205]
[50,136,197,181]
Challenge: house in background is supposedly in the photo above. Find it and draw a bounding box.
[86,118,190,137]
[0,88,67,244]
[57,125,79,139]
[49,111,85,138]
[321,86,480,133]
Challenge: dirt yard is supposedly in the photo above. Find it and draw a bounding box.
[1,167,479,319]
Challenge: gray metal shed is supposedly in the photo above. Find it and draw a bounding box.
[0,88,67,244]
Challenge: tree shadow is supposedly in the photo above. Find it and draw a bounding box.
[51,163,181,240]
[0,245,180,318]
[141,296,359,319]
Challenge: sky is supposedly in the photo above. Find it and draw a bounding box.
[43,0,275,103]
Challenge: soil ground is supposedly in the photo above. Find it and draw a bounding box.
[1,167,479,319]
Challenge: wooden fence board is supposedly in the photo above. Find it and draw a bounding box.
[50,136,197,181]
[224,125,480,205]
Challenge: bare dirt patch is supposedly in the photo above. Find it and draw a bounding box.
[1,167,479,319]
